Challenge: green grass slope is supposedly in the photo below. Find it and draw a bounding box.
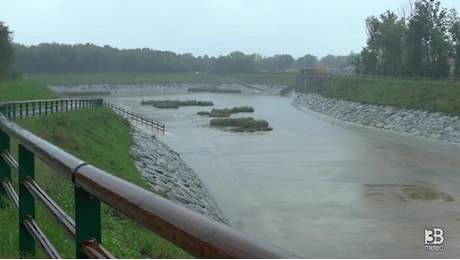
[0,80,190,258]
[313,76,460,116]
[0,78,58,102]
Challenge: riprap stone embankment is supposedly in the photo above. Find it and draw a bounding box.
[129,127,227,223]
[294,93,460,144]
[49,83,285,96]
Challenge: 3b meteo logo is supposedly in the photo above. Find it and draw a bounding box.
[424,228,444,252]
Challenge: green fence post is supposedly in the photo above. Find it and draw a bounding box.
[7,104,12,120]
[75,186,101,258]
[0,129,10,203]
[18,144,35,257]
[19,103,23,119]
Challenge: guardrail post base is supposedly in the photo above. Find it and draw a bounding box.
[18,145,35,258]
[75,186,101,258]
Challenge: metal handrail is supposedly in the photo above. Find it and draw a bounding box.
[105,102,165,132]
[0,99,298,258]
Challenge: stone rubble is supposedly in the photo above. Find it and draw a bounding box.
[294,93,460,144]
[49,83,284,95]
[129,126,227,223]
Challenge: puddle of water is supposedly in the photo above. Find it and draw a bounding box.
[364,184,454,202]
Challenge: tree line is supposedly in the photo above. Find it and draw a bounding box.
[3,1,459,79]
[358,0,460,78]
[12,42,354,75]
[0,21,16,81]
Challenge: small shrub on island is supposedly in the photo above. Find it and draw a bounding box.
[197,106,254,117]
[210,117,273,132]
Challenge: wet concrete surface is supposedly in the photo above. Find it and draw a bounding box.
[107,93,460,258]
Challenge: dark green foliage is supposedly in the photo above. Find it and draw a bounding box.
[14,43,258,74]
[210,117,272,132]
[0,21,17,81]
[198,106,254,117]
[360,0,459,78]
[141,99,213,108]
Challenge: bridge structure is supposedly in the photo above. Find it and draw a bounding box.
[0,98,298,258]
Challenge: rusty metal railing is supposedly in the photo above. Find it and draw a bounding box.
[0,99,298,258]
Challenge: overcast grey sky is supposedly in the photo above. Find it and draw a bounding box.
[1,0,460,59]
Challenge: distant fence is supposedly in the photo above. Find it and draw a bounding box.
[104,102,165,133]
[0,98,297,258]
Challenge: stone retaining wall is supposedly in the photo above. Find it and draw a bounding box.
[129,127,227,223]
[294,93,460,144]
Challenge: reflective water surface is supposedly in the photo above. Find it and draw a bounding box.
[107,92,460,258]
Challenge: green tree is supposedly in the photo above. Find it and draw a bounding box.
[213,51,256,74]
[360,11,405,76]
[0,21,15,81]
[361,0,456,78]
[294,54,318,69]
[449,9,460,77]
[406,0,450,77]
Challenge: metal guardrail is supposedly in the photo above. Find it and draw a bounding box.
[104,102,165,133]
[0,99,298,258]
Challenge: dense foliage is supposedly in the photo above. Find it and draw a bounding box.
[14,43,354,75]
[359,0,460,78]
[210,117,272,132]
[0,21,16,81]
[197,106,254,117]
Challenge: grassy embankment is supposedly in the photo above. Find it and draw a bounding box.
[225,73,296,86]
[313,76,460,116]
[28,73,234,85]
[29,72,296,86]
[0,79,190,258]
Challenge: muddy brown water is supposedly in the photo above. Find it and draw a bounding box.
[107,92,460,258]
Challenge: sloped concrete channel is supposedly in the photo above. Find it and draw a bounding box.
[53,84,460,258]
